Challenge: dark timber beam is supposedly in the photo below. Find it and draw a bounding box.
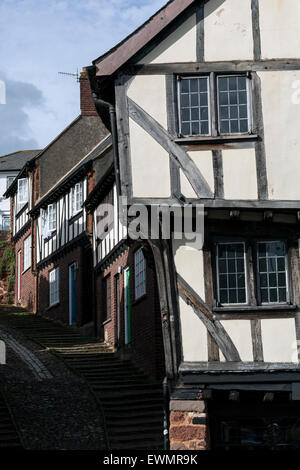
[125,60,300,75]
[177,273,241,362]
[128,98,213,198]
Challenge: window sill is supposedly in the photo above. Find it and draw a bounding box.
[174,134,258,145]
[16,203,29,218]
[47,301,60,311]
[213,304,297,313]
[102,318,112,326]
[133,293,147,306]
[22,266,31,276]
[69,211,83,224]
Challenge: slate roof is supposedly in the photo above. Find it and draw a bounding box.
[0,150,41,172]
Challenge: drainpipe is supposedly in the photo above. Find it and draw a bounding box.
[163,376,170,450]
[92,94,121,199]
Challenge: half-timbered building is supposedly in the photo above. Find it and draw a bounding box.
[87,0,300,450]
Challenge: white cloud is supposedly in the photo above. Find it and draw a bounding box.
[0,0,166,153]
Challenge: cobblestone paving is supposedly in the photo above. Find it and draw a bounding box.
[0,306,106,450]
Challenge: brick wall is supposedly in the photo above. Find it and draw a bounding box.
[169,400,210,450]
[37,243,93,326]
[80,68,97,117]
[14,227,35,311]
[96,243,165,379]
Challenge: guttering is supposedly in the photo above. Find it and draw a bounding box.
[92,93,121,199]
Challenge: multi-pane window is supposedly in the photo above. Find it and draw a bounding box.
[257,241,288,304]
[23,235,31,271]
[217,75,250,134]
[17,178,28,204]
[215,240,290,307]
[6,176,15,189]
[179,77,210,136]
[1,215,10,231]
[217,243,247,305]
[48,204,57,231]
[102,275,111,322]
[134,248,146,300]
[178,74,251,137]
[49,268,59,306]
[71,182,83,216]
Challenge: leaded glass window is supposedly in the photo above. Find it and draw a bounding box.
[257,241,288,304]
[217,242,247,305]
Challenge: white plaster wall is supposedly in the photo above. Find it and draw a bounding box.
[259,71,300,200]
[173,239,208,362]
[129,118,171,198]
[179,297,208,362]
[220,320,253,361]
[180,151,215,198]
[204,0,253,61]
[222,148,257,199]
[261,318,297,363]
[260,0,300,60]
[139,13,197,64]
[127,75,168,129]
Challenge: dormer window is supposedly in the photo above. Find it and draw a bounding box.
[178,73,252,137]
[17,178,28,204]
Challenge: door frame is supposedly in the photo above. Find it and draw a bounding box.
[17,250,21,301]
[69,262,77,325]
[124,267,131,345]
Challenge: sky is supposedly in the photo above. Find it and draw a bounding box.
[0,0,166,156]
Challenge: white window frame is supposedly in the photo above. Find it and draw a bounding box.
[49,268,59,307]
[23,235,31,272]
[48,203,57,231]
[134,248,146,300]
[6,176,15,190]
[17,178,28,204]
[216,241,249,306]
[71,182,83,216]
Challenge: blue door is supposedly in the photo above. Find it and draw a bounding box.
[69,264,77,325]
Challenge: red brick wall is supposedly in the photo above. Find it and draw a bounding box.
[96,243,165,379]
[169,400,210,450]
[14,227,35,311]
[37,244,93,326]
[80,68,97,117]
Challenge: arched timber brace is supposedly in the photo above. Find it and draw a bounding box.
[147,239,179,379]
[177,274,241,362]
[128,98,213,199]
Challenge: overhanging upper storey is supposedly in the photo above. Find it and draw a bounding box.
[90,0,300,209]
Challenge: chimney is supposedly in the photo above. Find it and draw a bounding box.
[80,68,97,116]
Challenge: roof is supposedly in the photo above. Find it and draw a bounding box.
[0,150,41,172]
[30,135,113,215]
[93,0,195,77]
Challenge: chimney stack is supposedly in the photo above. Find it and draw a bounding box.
[80,68,97,116]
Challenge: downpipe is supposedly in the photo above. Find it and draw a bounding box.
[92,94,121,198]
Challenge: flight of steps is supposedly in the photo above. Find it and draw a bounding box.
[0,312,164,450]
[56,348,164,450]
[0,390,22,448]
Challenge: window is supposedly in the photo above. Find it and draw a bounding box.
[215,240,290,307]
[71,182,83,216]
[17,178,28,204]
[178,73,252,137]
[134,248,146,300]
[23,235,31,272]
[6,176,15,190]
[216,242,247,305]
[1,215,10,231]
[48,204,57,231]
[257,241,289,304]
[102,276,111,322]
[49,268,59,306]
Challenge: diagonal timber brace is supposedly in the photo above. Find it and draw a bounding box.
[177,274,241,362]
[128,98,214,199]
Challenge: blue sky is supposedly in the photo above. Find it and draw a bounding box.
[0,0,166,155]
